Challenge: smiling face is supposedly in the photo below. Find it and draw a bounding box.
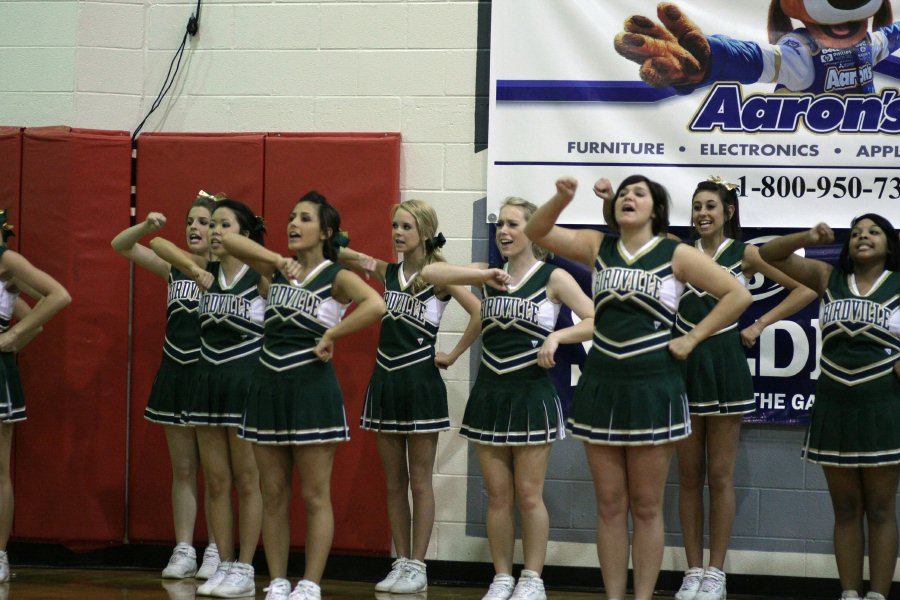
[392,207,422,256]
[209,206,243,257]
[495,205,531,259]
[780,0,880,48]
[185,206,211,255]
[849,217,888,265]
[691,190,733,238]
[287,200,326,254]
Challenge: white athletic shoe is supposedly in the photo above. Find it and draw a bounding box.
[841,592,860,600]
[162,544,198,579]
[210,560,255,598]
[196,561,232,596]
[864,593,886,600]
[390,558,427,593]
[197,544,220,580]
[0,550,8,583]
[675,567,705,600]
[263,578,292,600]
[510,570,546,600]
[375,557,408,591]
[289,579,322,600]
[482,573,516,600]
[694,566,726,600]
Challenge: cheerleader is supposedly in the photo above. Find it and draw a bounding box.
[422,196,594,600]
[111,194,220,580]
[760,215,900,600]
[525,176,751,600]
[0,210,71,583]
[337,199,481,594]
[225,191,385,600]
[151,198,266,598]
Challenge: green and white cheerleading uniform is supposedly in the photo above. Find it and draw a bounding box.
[240,261,351,444]
[804,268,900,467]
[568,236,690,445]
[360,263,450,433]
[461,261,565,445]
[0,247,25,423]
[145,267,201,425]
[675,238,754,416]
[184,262,264,427]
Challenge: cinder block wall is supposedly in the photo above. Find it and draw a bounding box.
[3,0,896,582]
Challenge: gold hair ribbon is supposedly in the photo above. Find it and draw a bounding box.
[707,175,738,191]
[197,190,214,199]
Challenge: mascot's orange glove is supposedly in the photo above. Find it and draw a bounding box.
[614,2,711,87]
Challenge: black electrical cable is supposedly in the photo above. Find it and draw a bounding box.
[131,0,203,146]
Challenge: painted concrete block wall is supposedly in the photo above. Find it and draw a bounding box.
[3,0,896,581]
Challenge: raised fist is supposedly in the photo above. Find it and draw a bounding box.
[613,2,710,88]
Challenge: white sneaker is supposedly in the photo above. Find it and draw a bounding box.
[864,593,886,600]
[390,558,427,593]
[196,561,232,596]
[841,591,860,599]
[483,573,516,600]
[211,561,255,598]
[197,545,220,580]
[0,550,8,583]
[375,557,408,591]
[289,579,322,600]
[511,570,546,600]
[694,566,726,600]
[675,567,705,600]
[163,544,198,579]
[263,578,292,600]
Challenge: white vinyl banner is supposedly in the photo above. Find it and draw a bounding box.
[487,0,900,227]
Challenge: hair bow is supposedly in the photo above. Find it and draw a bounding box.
[425,232,446,253]
[707,175,738,191]
[333,231,350,249]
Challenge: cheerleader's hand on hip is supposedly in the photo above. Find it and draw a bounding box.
[0,329,20,353]
[740,321,763,348]
[314,334,335,362]
[668,334,697,361]
[537,334,560,368]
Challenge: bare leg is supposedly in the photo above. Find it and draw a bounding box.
[294,443,337,584]
[164,425,201,545]
[861,465,900,596]
[676,415,706,569]
[475,444,516,576]
[407,433,439,562]
[584,443,629,600]
[705,415,742,569]
[512,444,552,574]
[0,423,13,551]
[227,429,262,565]
[376,433,411,558]
[196,427,236,561]
[627,443,674,600]
[823,466,865,592]
[253,444,293,579]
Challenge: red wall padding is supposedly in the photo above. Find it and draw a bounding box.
[16,126,132,542]
[0,127,22,253]
[129,133,266,543]
[264,133,400,553]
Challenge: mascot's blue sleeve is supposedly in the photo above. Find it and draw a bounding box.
[882,22,900,52]
[674,34,764,95]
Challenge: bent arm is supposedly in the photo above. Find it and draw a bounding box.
[435,284,482,368]
[525,177,603,267]
[759,227,833,296]
[221,233,282,279]
[0,252,71,349]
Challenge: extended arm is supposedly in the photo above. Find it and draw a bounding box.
[421,263,510,291]
[739,244,818,348]
[758,224,834,296]
[337,246,388,283]
[524,177,603,267]
[111,212,170,279]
